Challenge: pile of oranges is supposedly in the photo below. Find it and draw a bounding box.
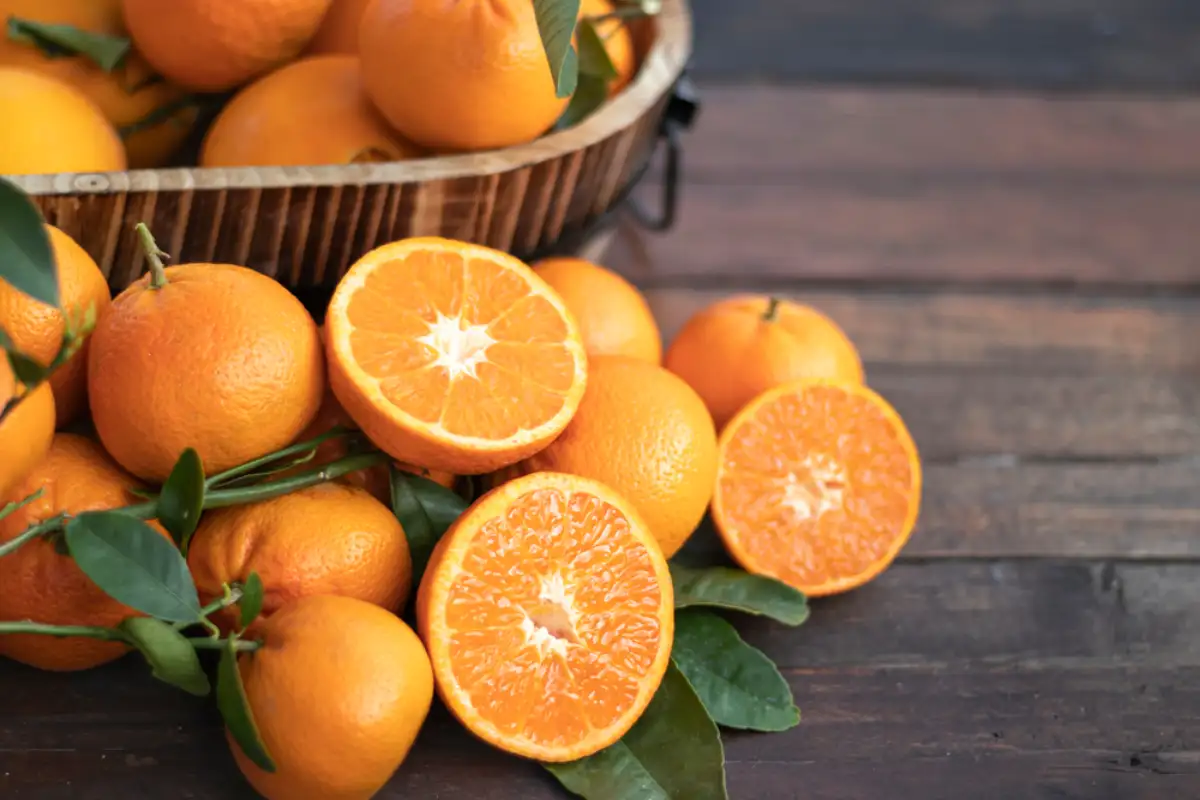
[0,0,637,176]
[0,214,921,797]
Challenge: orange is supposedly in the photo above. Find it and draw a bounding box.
[510,355,716,558]
[665,295,865,431]
[417,471,673,762]
[0,67,125,176]
[579,0,636,94]
[0,434,172,671]
[120,0,334,93]
[0,0,197,168]
[306,0,372,55]
[532,257,661,364]
[188,483,412,633]
[232,594,433,800]
[325,237,588,475]
[200,55,423,168]
[88,250,325,483]
[359,0,568,151]
[713,380,922,598]
[0,225,111,426]
[0,360,55,502]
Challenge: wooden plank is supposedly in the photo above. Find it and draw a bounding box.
[688,0,1200,92]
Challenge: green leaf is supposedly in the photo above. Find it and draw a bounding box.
[217,637,276,773]
[546,663,727,799]
[672,610,799,732]
[6,349,47,386]
[389,467,467,584]
[6,17,131,72]
[558,71,610,130]
[64,511,202,624]
[158,448,205,551]
[119,616,212,697]
[533,0,582,98]
[577,17,618,80]
[239,572,265,630]
[0,178,57,308]
[670,564,809,626]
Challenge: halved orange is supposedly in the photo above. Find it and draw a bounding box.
[416,471,674,762]
[712,380,922,597]
[325,237,588,475]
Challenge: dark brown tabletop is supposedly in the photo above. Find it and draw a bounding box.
[4,2,1200,798]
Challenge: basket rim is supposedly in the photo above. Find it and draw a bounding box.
[9,0,693,197]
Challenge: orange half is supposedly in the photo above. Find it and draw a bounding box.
[713,380,922,597]
[325,237,588,474]
[417,471,674,762]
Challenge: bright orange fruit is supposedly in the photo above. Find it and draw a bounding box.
[579,0,636,94]
[325,237,588,475]
[0,359,55,502]
[305,0,372,55]
[417,471,674,762]
[712,380,921,597]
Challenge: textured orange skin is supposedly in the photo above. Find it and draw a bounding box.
[232,595,434,800]
[513,355,718,558]
[87,263,325,483]
[306,0,372,55]
[0,0,196,168]
[0,360,55,503]
[664,295,865,431]
[0,435,171,671]
[201,56,423,168]
[0,67,125,176]
[532,257,662,365]
[121,0,334,93]
[0,225,111,427]
[359,0,568,151]
[188,483,412,634]
[580,0,636,94]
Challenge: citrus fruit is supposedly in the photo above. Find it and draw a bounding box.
[510,355,716,558]
[532,257,661,364]
[0,224,111,426]
[0,360,55,502]
[359,0,568,151]
[713,379,922,598]
[325,236,588,475]
[580,0,636,94]
[0,67,126,175]
[417,471,673,762]
[0,0,197,168]
[188,483,412,632]
[0,434,171,671]
[200,55,422,168]
[120,0,334,93]
[306,0,371,55]
[231,594,434,800]
[87,237,325,483]
[665,295,865,431]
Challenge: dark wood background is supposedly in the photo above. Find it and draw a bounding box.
[3,1,1200,798]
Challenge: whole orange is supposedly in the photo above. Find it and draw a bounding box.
[512,355,718,558]
[580,0,636,94]
[306,0,372,55]
[231,594,434,800]
[532,256,661,364]
[0,225,111,426]
[0,434,171,671]
[87,254,325,483]
[359,0,568,151]
[0,0,197,168]
[201,56,422,168]
[120,0,334,93]
[0,67,125,176]
[664,295,864,431]
[0,360,55,503]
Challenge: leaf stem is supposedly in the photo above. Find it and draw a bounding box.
[204,427,354,489]
[188,637,261,652]
[0,621,130,643]
[134,222,169,289]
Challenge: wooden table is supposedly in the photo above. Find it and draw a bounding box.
[5,2,1200,797]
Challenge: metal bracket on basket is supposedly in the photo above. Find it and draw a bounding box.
[625,73,701,233]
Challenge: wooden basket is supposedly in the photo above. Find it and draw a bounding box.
[8,0,693,292]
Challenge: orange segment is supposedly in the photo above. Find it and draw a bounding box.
[417,472,674,762]
[326,238,588,474]
[713,380,922,598]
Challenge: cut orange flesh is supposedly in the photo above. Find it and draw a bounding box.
[417,472,674,762]
[713,380,922,598]
[325,237,588,474]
